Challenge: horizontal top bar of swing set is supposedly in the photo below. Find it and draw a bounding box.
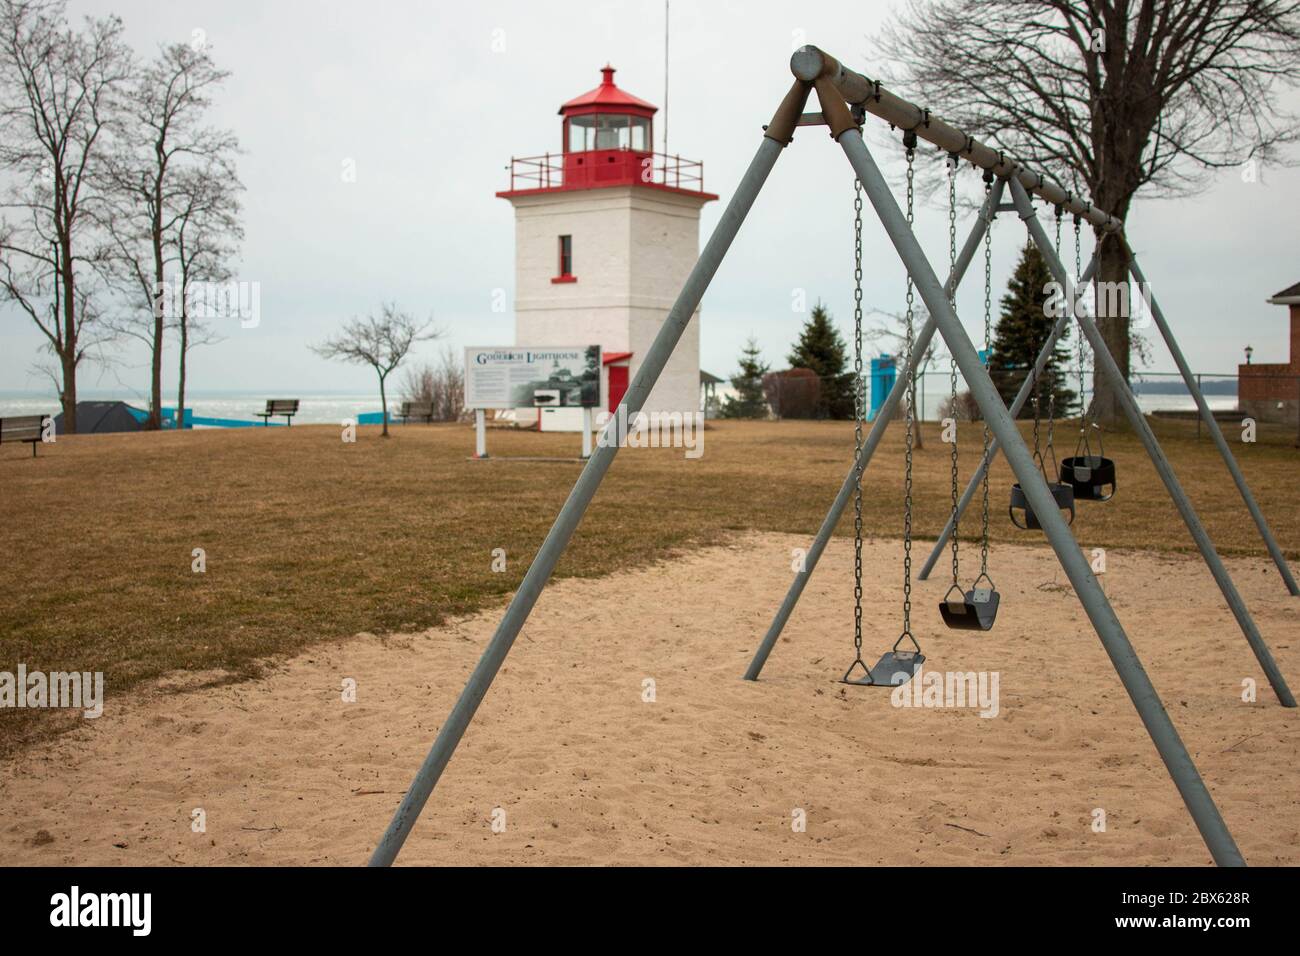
[790,46,1124,233]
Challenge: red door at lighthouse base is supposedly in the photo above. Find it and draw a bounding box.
[608,365,629,412]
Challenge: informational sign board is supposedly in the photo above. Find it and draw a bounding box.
[464,345,601,409]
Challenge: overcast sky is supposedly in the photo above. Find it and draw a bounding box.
[3,0,1298,399]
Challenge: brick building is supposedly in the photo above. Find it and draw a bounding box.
[1238,281,1300,426]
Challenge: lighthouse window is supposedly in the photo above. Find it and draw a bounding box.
[594,118,620,150]
[566,118,587,152]
[558,235,573,276]
[566,114,653,153]
[629,117,650,151]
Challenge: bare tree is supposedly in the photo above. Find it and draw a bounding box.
[98,41,239,429]
[879,0,1300,422]
[434,347,467,421]
[0,0,132,433]
[171,158,241,430]
[312,304,438,437]
[401,346,466,422]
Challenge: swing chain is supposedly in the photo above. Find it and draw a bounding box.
[946,153,960,588]
[901,139,916,639]
[980,179,993,576]
[852,178,865,659]
[1031,392,1043,474]
[1074,215,1088,428]
[1047,390,1057,476]
[1030,209,1061,479]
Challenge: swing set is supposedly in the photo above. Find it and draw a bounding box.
[370,46,1298,869]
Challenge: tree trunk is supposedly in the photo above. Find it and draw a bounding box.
[1089,231,1131,425]
[148,308,164,428]
[60,348,77,435]
[379,374,389,437]
[177,313,188,432]
[59,243,78,435]
[148,221,166,430]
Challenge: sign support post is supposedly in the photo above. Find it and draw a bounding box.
[474,409,488,459]
[581,407,594,459]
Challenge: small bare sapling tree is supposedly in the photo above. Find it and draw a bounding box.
[400,345,466,422]
[313,304,437,437]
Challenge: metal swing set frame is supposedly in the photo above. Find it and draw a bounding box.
[370,46,1298,868]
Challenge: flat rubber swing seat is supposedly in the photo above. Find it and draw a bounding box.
[841,650,926,687]
[939,581,999,631]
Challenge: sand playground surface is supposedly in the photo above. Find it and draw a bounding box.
[2,532,1298,866]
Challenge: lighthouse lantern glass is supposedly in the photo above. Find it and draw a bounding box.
[566,114,651,153]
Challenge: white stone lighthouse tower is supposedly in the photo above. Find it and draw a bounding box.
[497,65,716,431]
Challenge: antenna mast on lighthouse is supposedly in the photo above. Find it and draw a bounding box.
[663,0,669,156]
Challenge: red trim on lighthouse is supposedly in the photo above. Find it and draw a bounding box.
[558,65,658,116]
[607,364,630,413]
[497,66,716,202]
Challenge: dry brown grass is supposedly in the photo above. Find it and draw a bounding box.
[1,416,1296,753]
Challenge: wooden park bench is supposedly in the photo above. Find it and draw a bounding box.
[0,415,52,457]
[398,401,434,424]
[257,399,299,426]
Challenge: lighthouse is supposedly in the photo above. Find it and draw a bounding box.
[497,65,717,431]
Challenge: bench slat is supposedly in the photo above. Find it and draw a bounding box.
[0,415,50,443]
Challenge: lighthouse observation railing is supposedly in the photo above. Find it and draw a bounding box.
[503,150,707,193]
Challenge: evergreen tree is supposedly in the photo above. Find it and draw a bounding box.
[787,301,854,419]
[987,243,1077,419]
[720,336,769,419]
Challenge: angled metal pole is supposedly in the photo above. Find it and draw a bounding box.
[1007,178,1296,710]
[919,253,1098,581]
[836,118,1244,865]
[744,176,1005,681]
[368,81,812,866]
[791,46,1124,233]
[1126,250,1299,597]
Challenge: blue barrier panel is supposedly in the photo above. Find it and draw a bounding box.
[189,415,275,428]
[160,407,194,429]
[868,355,896,421]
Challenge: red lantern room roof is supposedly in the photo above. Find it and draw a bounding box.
[498,64,713,202]
[558,65,657,117]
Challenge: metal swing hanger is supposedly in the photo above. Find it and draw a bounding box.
[789,46,1125,235]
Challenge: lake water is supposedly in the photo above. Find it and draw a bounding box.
[912,391,1238,421]
[0,391,385,426]
[1,386,1239,427]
